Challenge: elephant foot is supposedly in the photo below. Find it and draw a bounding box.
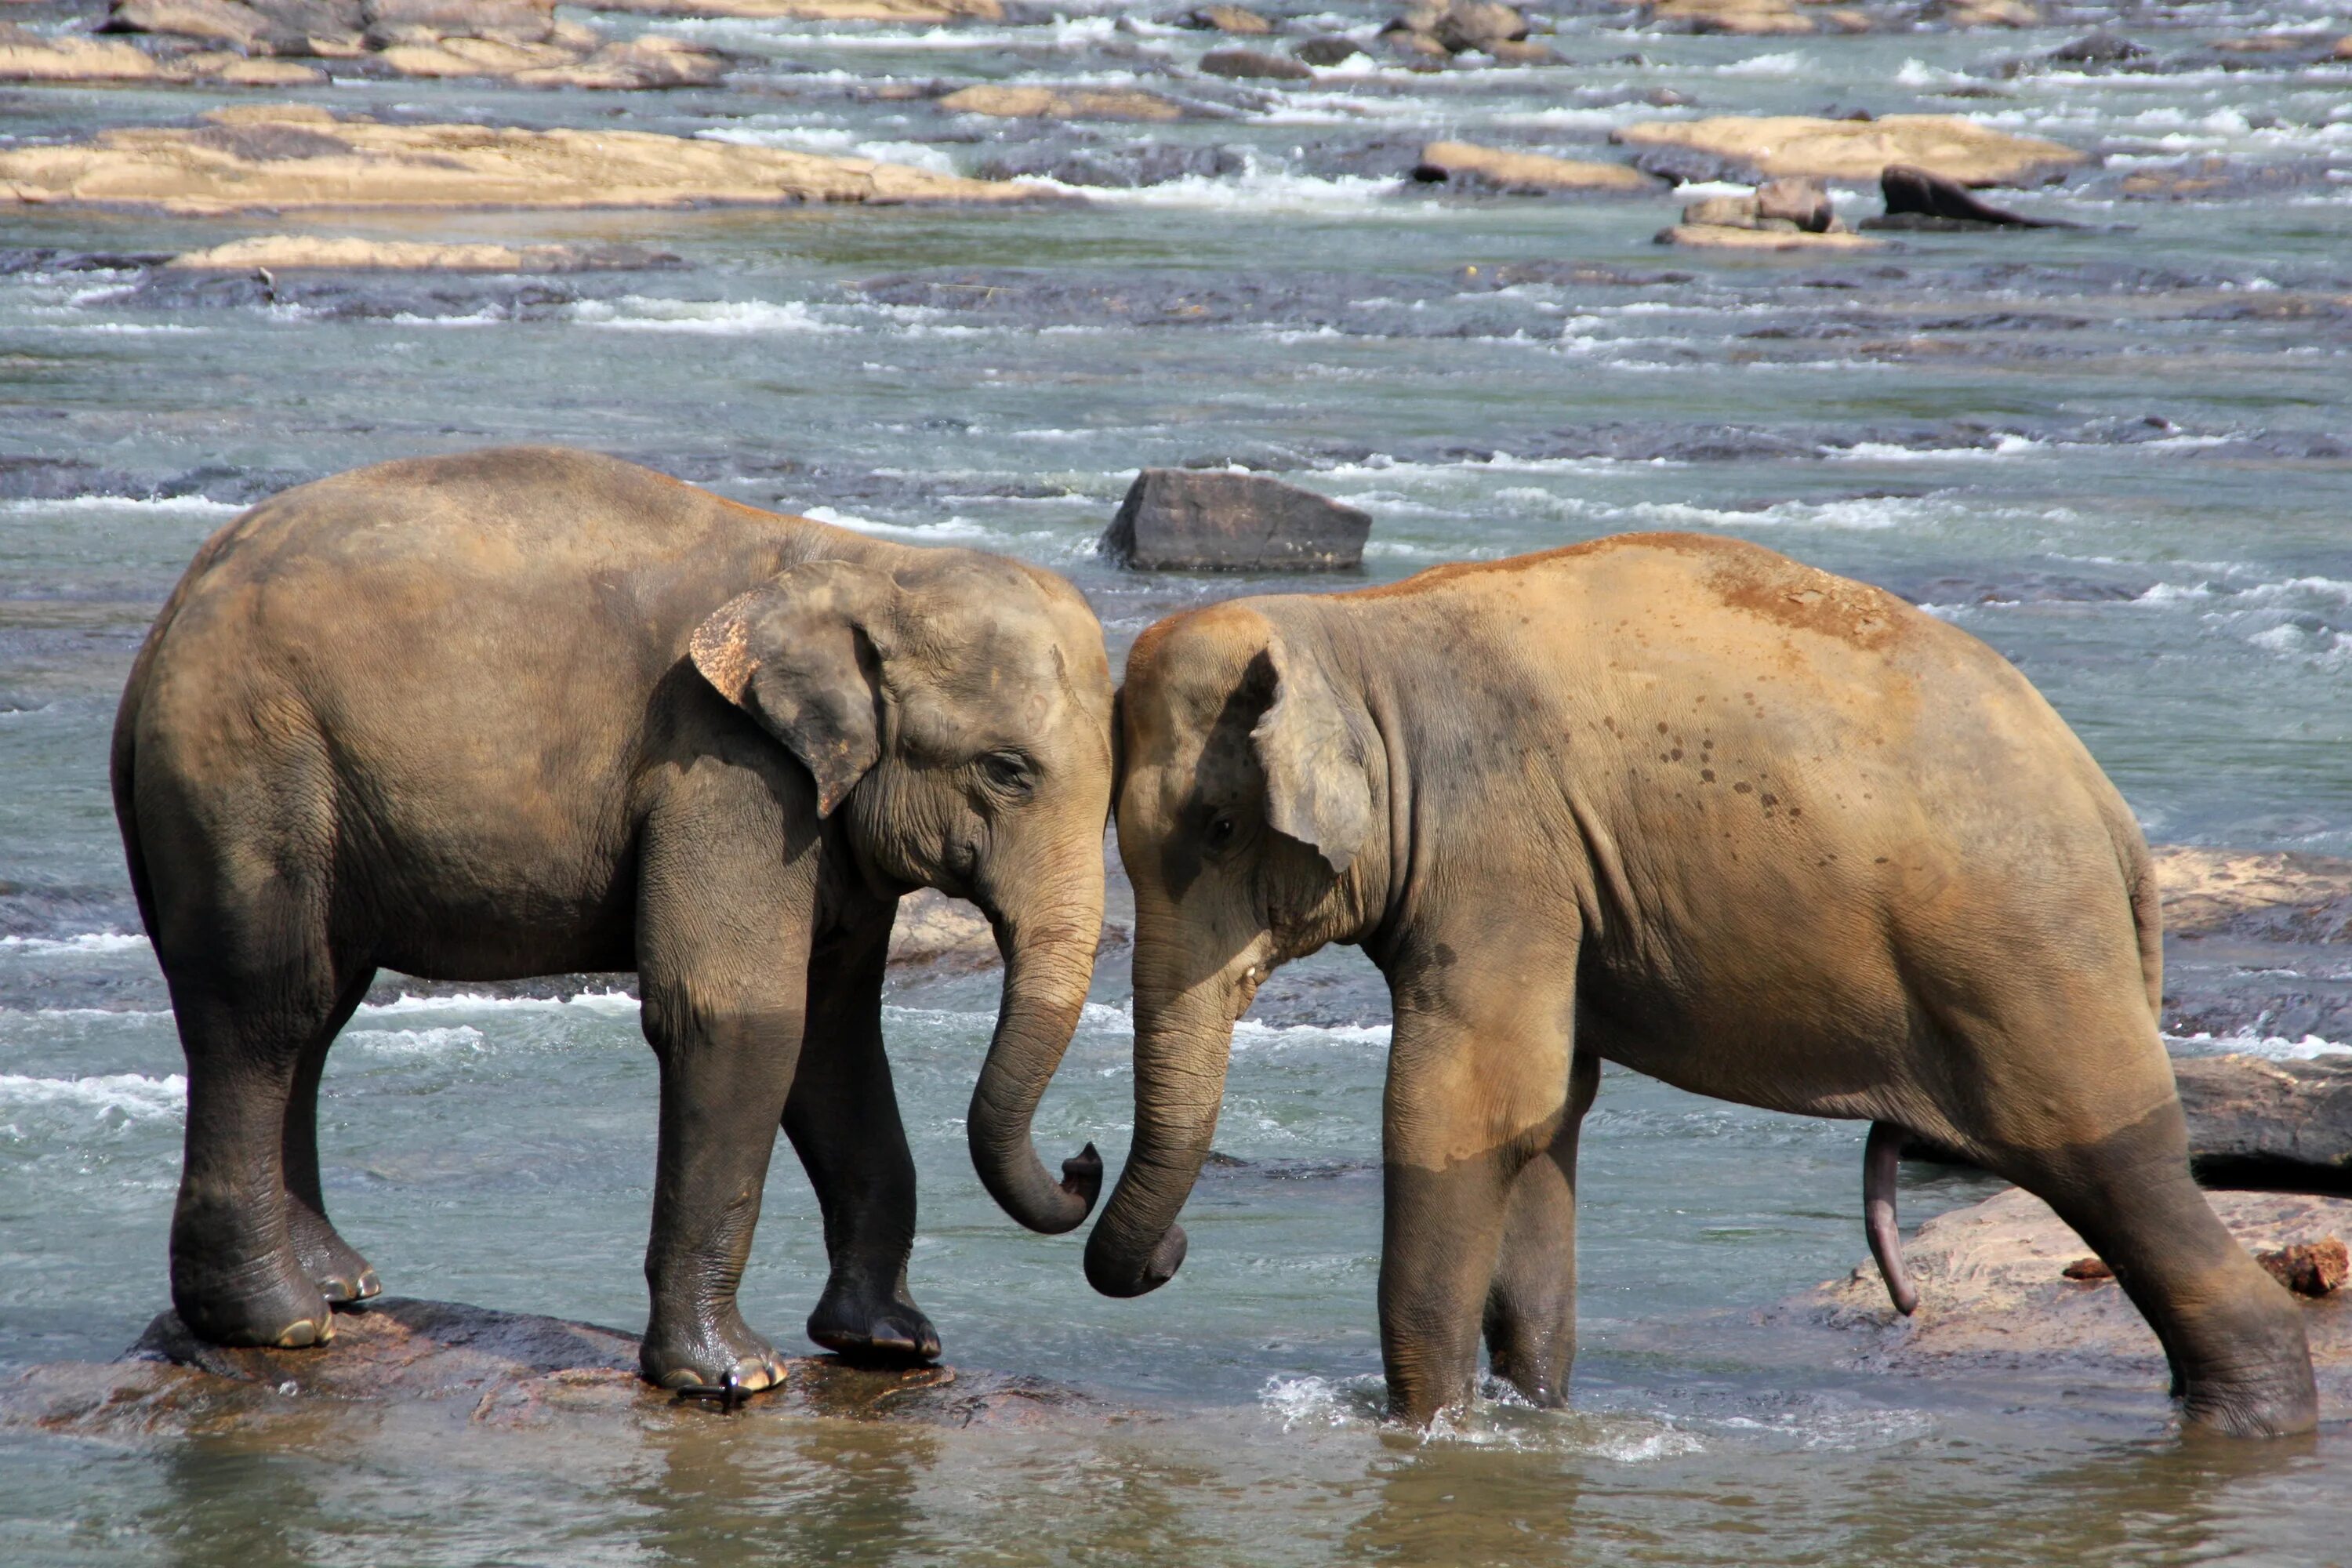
[285,1199,379,1307]
[172,1246,336,1349]
[807,1279,942,1367]
[641,1305,788,1396]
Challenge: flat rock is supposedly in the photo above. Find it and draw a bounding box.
[936,85,1192,122]
[1780,1187,2352,1399]
[1102,469,1371,572]
[885,887,1000,967]
[1413,140,1662,194]
[1639,0,1820,35]
[1178,5,1276,34]
[165,235,681,271]
[1657,223,1886,252]
[376,33,724,89]
[1199,46,1311,81]
[583,0,1001,17]
[1614,114,2089,187]
[2153,846,2352,944]
[1,1298,1102,1438]
[0,104,1041,215]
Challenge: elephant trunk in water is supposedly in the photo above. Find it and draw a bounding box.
[966,862,1108,1235]
[1083,953,1240,1296]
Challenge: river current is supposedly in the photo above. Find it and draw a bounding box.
[3,1,2350,1561]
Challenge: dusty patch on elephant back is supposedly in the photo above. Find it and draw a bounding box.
[2,1297,1111,1439]
[1766,1188,2352,1398]
[1701,553,1904,651]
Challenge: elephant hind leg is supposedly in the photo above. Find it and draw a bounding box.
[281,964,381,1305]
[1989,1106,2315,1437]
[161,913,358,1350]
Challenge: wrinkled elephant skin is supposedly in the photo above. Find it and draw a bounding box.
[1091,531,2317,1439]
[114,447,1114,1393]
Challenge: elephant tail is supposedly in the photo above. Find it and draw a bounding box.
[2119,826,2164,1026]
[1864,1120,1918,1316]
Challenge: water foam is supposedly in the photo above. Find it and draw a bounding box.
[0,932,151,955]
[568,297,845,335]
[0,1072,187,1118]
[2169,1031,2350,1060]
[346,1025,488,1058]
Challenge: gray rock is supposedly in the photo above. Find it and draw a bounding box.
[1101,469,1370,572]
[1198,45,1313,80]
[2175,1054,2352,1192]
[1293,34,1364,65]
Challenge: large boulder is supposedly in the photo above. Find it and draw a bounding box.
[1784,1187,2352,1402]
[0,104,1042,214]
[1411,140,1662,194]
[1613,114,2090,187]
[1380,0,1526,55]
[2174,1054,2352,1191]
[1,1297,1099,1437]
[1101,470,1370,572]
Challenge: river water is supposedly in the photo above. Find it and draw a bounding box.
[3,1,2350,1561]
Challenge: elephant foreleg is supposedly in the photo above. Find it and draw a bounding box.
[785,911,940,1365]
[1483,1047,1599,1406]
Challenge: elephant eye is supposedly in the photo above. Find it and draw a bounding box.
[1204,813,1238,849]
[979,750,1034,797]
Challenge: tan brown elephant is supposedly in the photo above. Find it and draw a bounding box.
[1088,531,2317,1438]
[114,447,1112,1392]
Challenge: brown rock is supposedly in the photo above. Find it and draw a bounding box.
[936,84,1190,122]
[362,0,557,47]
[1294,34,1364,64]
[1380,27,1451,63]
[1479,38,1562,63]
[2172,1054,2352,1191]
[2258,1238,2349,1297]
[2153,846,2352,944]
[0,103,1043,214]
[885,887,1000,967]
[1199,46,1312,80]
[1755,174,1832,230]
[172,49,328,83]
[104,0,270,49]
[0,1298,1104,1437]
[1179,4,1274,33]
[1929,0,2040,24]
[1682,192,1762,227]
[1614,113,2089,187]
[1642,0,1814,34]
[1657,223,1883,252]
[584,0,1001,18]
[2061,1255,2113,1279]
[0,24,169,80]
[1414,140,1662,194]
[1385,0,1526,52]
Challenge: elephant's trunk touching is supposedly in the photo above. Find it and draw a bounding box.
[965,869,1105,1235]
[1084,968,1236,1297]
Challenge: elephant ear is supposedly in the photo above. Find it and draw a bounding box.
[1249,636,1374,876]
[690,559,896,818]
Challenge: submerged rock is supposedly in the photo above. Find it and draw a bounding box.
[1294,34,1366,65]
[1411,140,1661,194]
[1101,469,1370,572]
[1786,1187,2352,1396]
[1,1297,1101,1437]
[0,20,326,83]
[1658,223,1885,253]
[0,104,1041,214]
[1613,114,2089,187]
[1177,4,1275,33]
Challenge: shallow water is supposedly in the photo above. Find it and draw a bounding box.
[4,0,2351,1560]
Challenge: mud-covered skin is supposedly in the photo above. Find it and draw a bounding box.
[114,446,1113,1390]
[1091,531,2318,1438]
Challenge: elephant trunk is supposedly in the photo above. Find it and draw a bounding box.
[1084,962,1237,1297]
[965,864,1105,1235]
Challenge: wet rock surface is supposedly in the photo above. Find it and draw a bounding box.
[1411,140,1661,194]
[0,103,1042,212]
[2172,1055,2352,1192]
[1102,468,1372,572]
[2,1298,1105,1436]
[1613,114,2090,187]
[1780,1187,2352,1396]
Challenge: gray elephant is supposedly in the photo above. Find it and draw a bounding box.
[1086,532,2317,1438]
[113,446,1111,1392]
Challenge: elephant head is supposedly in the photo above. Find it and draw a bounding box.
[1085,602,1387,1296]
[691,550,1115,1235]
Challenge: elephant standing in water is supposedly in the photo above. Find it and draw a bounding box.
[1088,532,2317,1438]
[113,447,1112,1392]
